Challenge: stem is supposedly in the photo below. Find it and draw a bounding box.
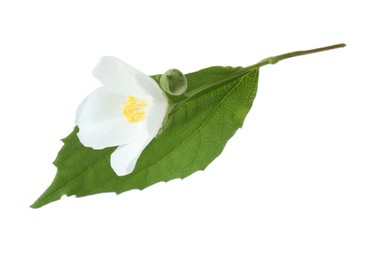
[256,43,346,67]
[169,43,346,115]
[185,43,346,99]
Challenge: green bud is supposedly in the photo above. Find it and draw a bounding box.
[160,68,187,96]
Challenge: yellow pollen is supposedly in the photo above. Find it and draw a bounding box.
[121,96,147,123]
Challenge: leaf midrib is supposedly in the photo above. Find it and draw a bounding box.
[128,71,253,180]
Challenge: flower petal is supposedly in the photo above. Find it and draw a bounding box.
[110,137,150,176]
[135,74,169,136]
[76,87,149,149]
[93,56,149,97]
[146,96,168,137]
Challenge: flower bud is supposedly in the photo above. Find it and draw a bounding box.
[160,69,187,96]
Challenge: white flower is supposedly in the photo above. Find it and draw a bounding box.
[76,56,169,176]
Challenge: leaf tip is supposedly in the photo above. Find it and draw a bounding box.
[30,199,44,209]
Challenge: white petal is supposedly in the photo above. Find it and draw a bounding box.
[110,137,150,176]
[146,96,169,136]
[134,70,167,100]
[134,74,169,136]
[93,56,149,96]
[76,87,149,149]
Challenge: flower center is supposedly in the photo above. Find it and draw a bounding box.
[121,96,147,123]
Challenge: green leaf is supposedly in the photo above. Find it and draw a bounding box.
[32,66,259,208]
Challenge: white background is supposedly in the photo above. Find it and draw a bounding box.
[1,0,389,259]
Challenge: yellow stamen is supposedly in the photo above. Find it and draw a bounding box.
[121,96,147,123]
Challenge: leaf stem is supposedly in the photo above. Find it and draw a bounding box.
[169,43,346,115]
[256,43,346,67]
[186,43,346,98]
